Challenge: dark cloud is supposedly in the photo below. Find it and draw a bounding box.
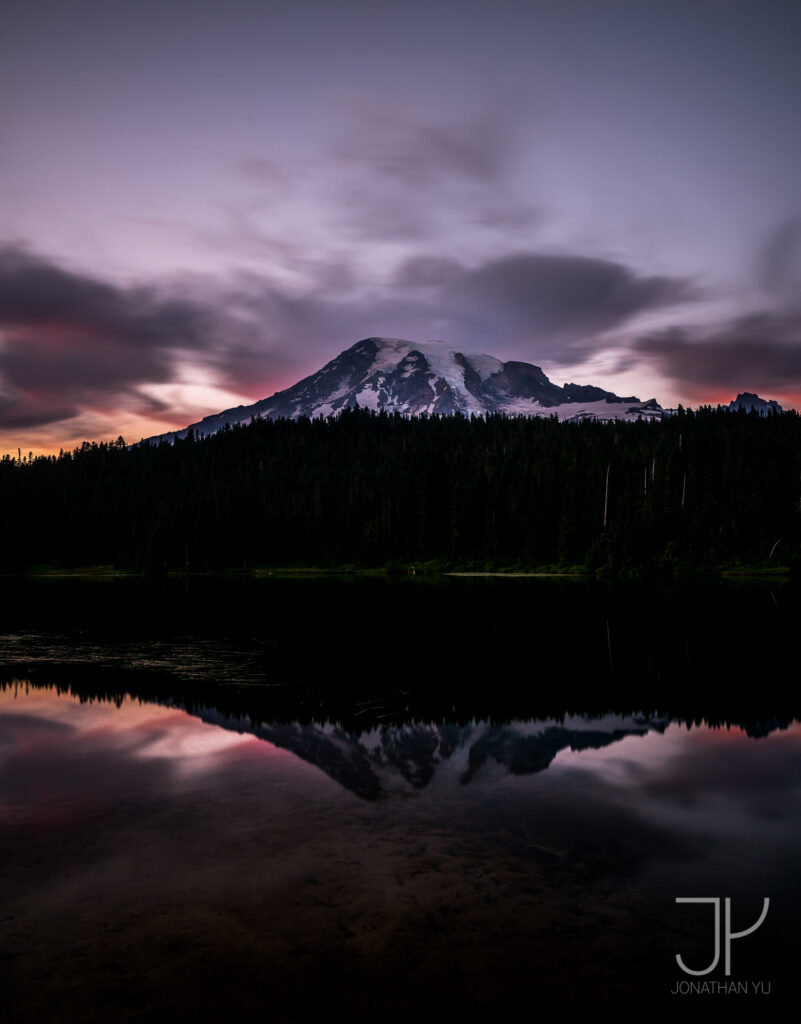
[0,246,210,344]
[375,252,696,363]
[0,245,216,429]
[0,392,78,431]
[633,310,801,398]
[442,253,695,354]
[0,240,699,439]
[0,243,361,434]
[210,250,698,388]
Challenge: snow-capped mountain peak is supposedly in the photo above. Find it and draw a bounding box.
[145,337,663,443]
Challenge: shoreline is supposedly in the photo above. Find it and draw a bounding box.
[0,565,792,581]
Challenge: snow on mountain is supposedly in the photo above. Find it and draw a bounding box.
[153,703,790,800]
[145,337,665,444]
[191,710,671,800]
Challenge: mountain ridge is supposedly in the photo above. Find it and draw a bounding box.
[146,337,664,443]
[144,337,784,445]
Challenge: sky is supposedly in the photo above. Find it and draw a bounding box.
[2,0,801,454]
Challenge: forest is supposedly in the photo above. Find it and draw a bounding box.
[1,406,800,574]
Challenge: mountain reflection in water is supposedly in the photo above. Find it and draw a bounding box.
[2,577,800,1020]
[1,683,678,799]
[196,710,674,799]
[1,686,800,1020]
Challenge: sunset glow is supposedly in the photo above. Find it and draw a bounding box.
[2,1,801,453]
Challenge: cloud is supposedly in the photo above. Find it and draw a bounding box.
[0,246,210,345]
[472,204,542,232]
[633,310,801,399]
[0,246,219,429]
[0,239,699,443]
[394,256,464,288]
[337,111,517,188]
[231,250,695,374]
[198,248,699,388]
[333,190,434,242]
[328,109,538,244]
[758,218,801,297]
[0,243,363,437]
[438,253,696,358]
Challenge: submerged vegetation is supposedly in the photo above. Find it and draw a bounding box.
[1,406,800,574]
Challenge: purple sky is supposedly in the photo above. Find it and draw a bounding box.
[2,0,801,452]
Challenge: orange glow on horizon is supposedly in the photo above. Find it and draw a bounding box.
[2,383,799,460]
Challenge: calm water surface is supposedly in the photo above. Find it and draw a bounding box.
[1,578,799,1021]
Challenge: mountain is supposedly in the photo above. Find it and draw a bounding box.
[192,710,672,800]
[146,337,665,443]
[156,707,792,800]
[728,392,783,415]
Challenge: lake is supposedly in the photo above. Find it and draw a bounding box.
[1,576,798,1020]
